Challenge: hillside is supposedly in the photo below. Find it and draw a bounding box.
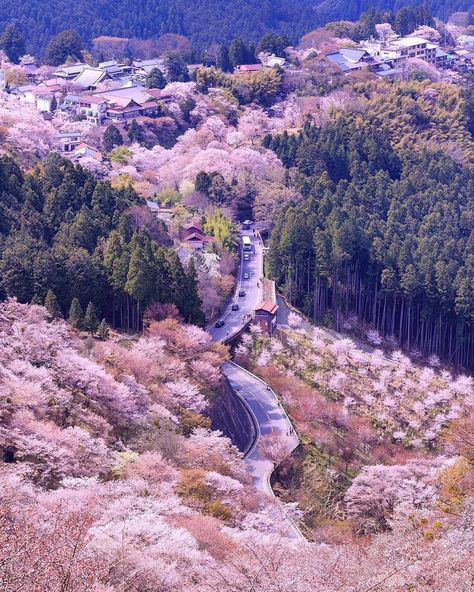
[1,0,473,56]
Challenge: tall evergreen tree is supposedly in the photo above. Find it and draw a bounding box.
[44,29,83,66]
[68,297,83,329]
[103,125,123,152]
[0,23,25,64]
[83,301,99,334]
[164,53,189,82]
[145,67,166,89]
[45,289,62,320]
[96,318,110,340]
[127,119,144,144]
[217,44,232,72]
[229,37,247,66]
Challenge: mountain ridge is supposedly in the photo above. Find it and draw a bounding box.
[2,0,473,57]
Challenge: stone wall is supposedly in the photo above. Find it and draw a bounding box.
[209,375,256,454]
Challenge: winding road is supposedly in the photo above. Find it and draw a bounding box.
[208,227,304,541]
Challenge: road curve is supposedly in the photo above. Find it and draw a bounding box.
[208,227,304,541]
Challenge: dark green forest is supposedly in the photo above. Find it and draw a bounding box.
[1,0,473,57]
[0,154,204,331]
[264,120,474,369]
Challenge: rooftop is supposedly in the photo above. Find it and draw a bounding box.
[80,95,107,104]
[182,232,215,243]
[236,64,263,72]
[255,300,278,315]
[74,67,107,88]
[183,222,203,231]
[93,84,150,105]
[388,36,431,49]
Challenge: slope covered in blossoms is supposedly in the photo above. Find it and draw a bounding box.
[236,319,474,539]
[1,299,474,591]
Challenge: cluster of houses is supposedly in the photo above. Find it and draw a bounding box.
[321,33,474,79]
[6,58,175,125]
[3,51,289,125]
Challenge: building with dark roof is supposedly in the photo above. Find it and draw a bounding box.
[254,300,279,335]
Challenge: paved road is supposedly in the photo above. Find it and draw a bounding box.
[208,230,262,342]
[207,226,304,541]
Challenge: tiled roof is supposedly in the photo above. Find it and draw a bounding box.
[183,232,215,242]
[147,88,173,100]
[80,95,107,104]
[183,222,203,231]
[255,300,278,315]
[74,68,106,88]
[236,64,263,72]
[93,85,150,105]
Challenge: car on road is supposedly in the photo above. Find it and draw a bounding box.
[214,320,225,328]
[238,290,246,297]
[242,219,253,230]
[243,273,249,279]
[231,303,240,311]
[243,253,250,260]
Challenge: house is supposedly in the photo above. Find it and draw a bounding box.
[22,61,40,78]
[182,222,203,236]
[380,36,437,64]
[434,47,449,67]
[89,84,163,120]
[59,93,81,115]
[78,95,108,124]
[234,64,263,74]
[106,97,143,121]
[146,88,174,104]
[35,92,57,112]
[146,200,160,216]
[326,48,381,72]
[133,58,166,78]
[53,64,86,80]
[98,60,125,79]
[254,300,278,335]
[182,232,215,251]
[181,224,215,251]
[456,35,474,47]
[260,53,287,68]
[56,130,83,152]
[15,84,37,104]
[73,67,109,90]
[452,48,474,71]
[93,83,151,105]
[71,143,103,162]
[375,67,403,80]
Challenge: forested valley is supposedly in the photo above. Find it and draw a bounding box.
[265,83,474,368]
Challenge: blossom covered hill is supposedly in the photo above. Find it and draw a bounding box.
[1,299,474,591]
[236,319,474,540]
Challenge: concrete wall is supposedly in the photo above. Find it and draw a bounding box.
[209,375,256,454]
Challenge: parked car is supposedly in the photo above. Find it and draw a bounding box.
[231,304,240,311]
[239,290,246,297]
[243,273,249,279]
[214,320,225,328]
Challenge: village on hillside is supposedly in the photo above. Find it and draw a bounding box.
[2,22,474,166]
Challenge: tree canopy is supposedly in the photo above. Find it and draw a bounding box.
[0,154,204,332]
[264,84,474,368]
